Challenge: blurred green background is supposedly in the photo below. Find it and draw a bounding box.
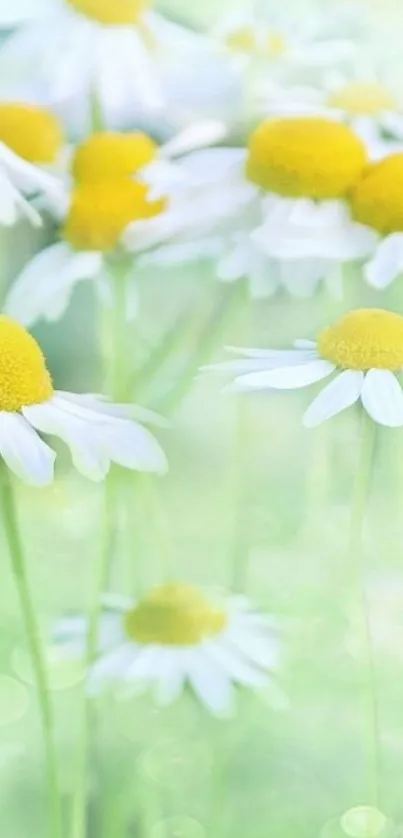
[0,2,403,838]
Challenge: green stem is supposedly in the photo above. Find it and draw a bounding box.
[0,472,62,838]
[349,412,380,806]
[156,283,246,416]
[70,479,114,838]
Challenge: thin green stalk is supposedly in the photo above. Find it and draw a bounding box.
[156,283,246,416]
[70,478,115,838]
[0,471,62,838]
[349,412,380,806]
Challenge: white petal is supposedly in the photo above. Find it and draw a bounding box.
[0,412,55,486]
[229,359,335,392]
[186,651,234,717]
[4,244,102,326]
[229,628,279,670]
[160,121,228,158]
[101,420,168,475]
[303,370,364,427]
[364,234,403,290]
[153,650,186,706]
[205,640,268,688]
[361,370,403,427]
[23,400,110,481]
[88,643,138,692]
[294,340,317,349]
[126,646,164,681]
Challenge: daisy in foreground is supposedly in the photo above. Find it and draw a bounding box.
[209,309,403,428]
[0,101,65,225]
[0,0,205,121]
[0,315,167,484]
[53,583,279,716]
[127,116,376,298]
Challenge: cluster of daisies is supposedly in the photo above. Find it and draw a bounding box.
[0,0,401,718]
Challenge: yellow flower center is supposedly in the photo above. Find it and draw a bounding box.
[225,26,257,53]
[266,32,286,57]
[0,104,63,163]
[124,583,227,646]
[67,0,150,24]
[72,131,158,184]
[63,180,166,252]
[319,309,403,371]
[246,117,367,199]
[327,82,397,117]
[0,316,53,412]
[350,153,403,234]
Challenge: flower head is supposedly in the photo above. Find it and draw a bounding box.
[209,308,403,428]
[72,132,158,184]
[67,0,150,24]
[246,117,367,198]
[0,316,167,485]
[54,584,279,716]
[0,103,63,164]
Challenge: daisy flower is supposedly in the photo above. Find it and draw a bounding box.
[126,117,376,298]
[348,153,403,290]
[4,121,229,325]
[0,100,66,225]
[0,0,206,123]
[213,7,358,76]
[0,314,167,485]
[255,68,403,161]
[53,582,279,716]
[210,308,403,428]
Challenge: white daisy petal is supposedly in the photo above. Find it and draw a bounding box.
[364,234,403,290]
[0,412,55,486]
[154,649,186,706]
[361,369,403,427]
[229,359,335,392]
[4,243,102,326]
[88,642,138,691]
[160,121,228,158]
[205,640,268,688]
[303,370,364,427]
[186,650,234,717]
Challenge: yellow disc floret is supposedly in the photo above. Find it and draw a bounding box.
[0,316,53,411]
[0,104,63,163]
[63,180,165,252]
[72,131,158,184]
[225,26,257,53]
[350,154,403,234]
[124,583,227,646]
[319,309,403,371]
[246,117,367,198]
[67,0,150,24]
[328,82,397,117]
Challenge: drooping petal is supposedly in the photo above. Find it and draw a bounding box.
[185,650,235,717]
[361,369,403,427]
[0,412,55,486]
[228,359,335,392]
[364,234,403,290]
[303,370,364,427]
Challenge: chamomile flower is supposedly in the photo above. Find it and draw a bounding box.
[0,0,205,122]
[0,101,66,225]
[0,314,167,485]
[126,117,376,298]
[53,583,279,716]
[4,173,166,326]
[211,308,403,428]
[214,7,357,77]
[348,153,403,290]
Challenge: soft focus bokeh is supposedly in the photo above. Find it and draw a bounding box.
[0,1,402,838]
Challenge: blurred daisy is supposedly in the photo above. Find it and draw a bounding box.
[0,0,205,121]
[5,121,229,325]
[210,308,403,428]
[53,583,279,716]
[0,101,66,225]
[4,177,165,326]
[126,117,376,297]
[349,153,403,290]
[0,314,167,484]
[214,8,357,76]
[256,70,403,160]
